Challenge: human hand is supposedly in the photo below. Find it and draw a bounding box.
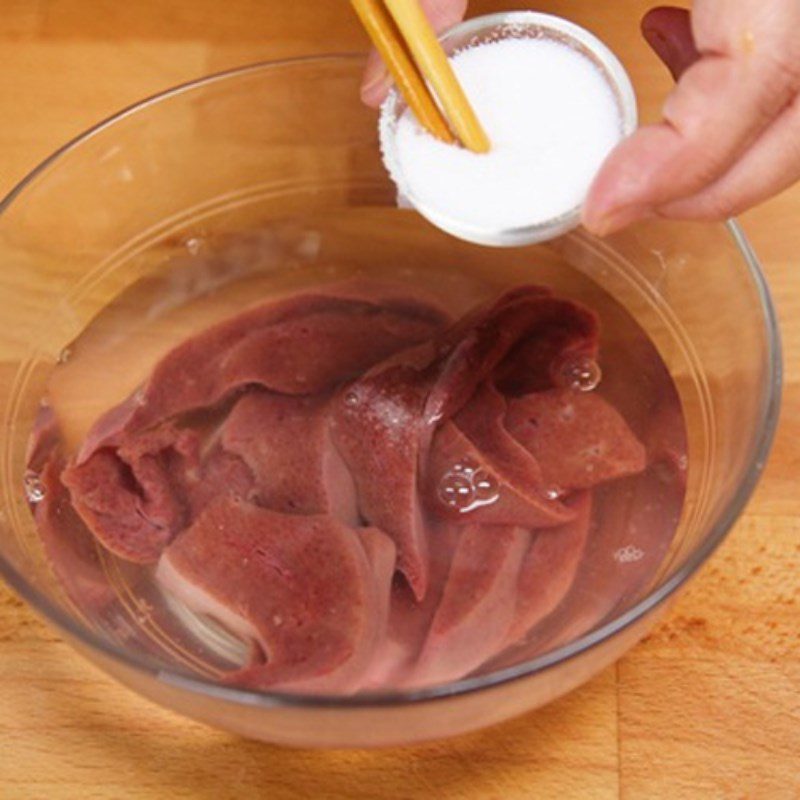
[360,1,800,235]
[359,0,468,107]
[585,2,800,233]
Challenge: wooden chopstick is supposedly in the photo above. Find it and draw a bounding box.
[351,0,491,153]
[351,0,455,144]
[382,0,491,153]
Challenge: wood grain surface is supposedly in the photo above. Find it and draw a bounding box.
[1,2,798,798]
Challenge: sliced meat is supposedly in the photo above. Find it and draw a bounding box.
[332,286,590,600]
[77,290,449,461]
[156,498,387,693]
[505,389,647,493]
[493,297,599,396]
[35,455,117,614]
[506,491,593,644]
[413,525,529,686]
[356,527,397,685]
[522,468,684,657]
[426,383,575,528]
[184,445,256,518]
[645,393,689,488]
[331,360,431,600]
[424,285,572,425]
[62,424,200,563]
[39,277,685,695]
[221,392,358,525]
[62,451,173,564]
[360,521,459,690]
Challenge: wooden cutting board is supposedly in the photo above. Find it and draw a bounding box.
[0,2,797,797]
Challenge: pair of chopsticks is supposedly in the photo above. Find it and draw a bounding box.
[351,0,491,153]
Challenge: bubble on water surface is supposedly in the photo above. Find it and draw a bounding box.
[613,545,644,564]
[23,470,46,503]
[542,486,563,501]
[343,391,359,408]
[438,472,475,511]
[557,355,602,392]
[57,347,72,364]
[184,237,204,256]
[473,470,499,501]
[438,458,499,513]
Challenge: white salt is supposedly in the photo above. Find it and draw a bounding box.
[383,37,626,242]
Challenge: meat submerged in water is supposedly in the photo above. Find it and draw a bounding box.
[37,280,677,693]
[220,391,359,525]
[425,384,576,529]
[61,425,202,563]
[76,286,451,460]
[505,389,647,492]
[414,524,529,686]
[61,287,448,564]
[157,498,395,693]
[329,287,600,599]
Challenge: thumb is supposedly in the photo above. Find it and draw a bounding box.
[641,6,701,81]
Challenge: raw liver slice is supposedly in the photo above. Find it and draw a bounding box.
[505,492,592,643]
[645,393,689,488]
[521,468,684,657]
[78,290,449,461]
[414,525,529,686]
[330,361,431,600]
[493,297,599,396]
[361,521,459,689]
[62,424,200,563]
[505,389,647,493]
[221,392,358,525]
[332,286,595,600]
[156,498,390,693]
[35,455,117,614]
[62,450,176,563]
[424,286,584,425]
[426,383,575,528]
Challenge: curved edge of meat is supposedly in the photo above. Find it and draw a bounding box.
[505,491,593,645]
[412,525,530,687]
[75,283,452,463]
[425,383,576,529]
[505,389,647,492]
[35,453,118,615]
[62,425,201,563]
[220,391,359,526]
[425,289,599,424]
[519,468,684,658]
[156,497,395,694]
[330,362,432,601]
[360,521,459,690]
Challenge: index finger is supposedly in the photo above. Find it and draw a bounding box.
[584,10,800,233]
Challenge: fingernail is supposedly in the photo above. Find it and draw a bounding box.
[584,204,652,237]
[360,70,392,107]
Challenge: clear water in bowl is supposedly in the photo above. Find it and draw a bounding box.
[23,208,687,694]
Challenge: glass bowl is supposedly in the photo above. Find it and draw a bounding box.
[379,12,638,246]
[0,55,780,748]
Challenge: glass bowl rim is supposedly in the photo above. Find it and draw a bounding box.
[0,53,782,710]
